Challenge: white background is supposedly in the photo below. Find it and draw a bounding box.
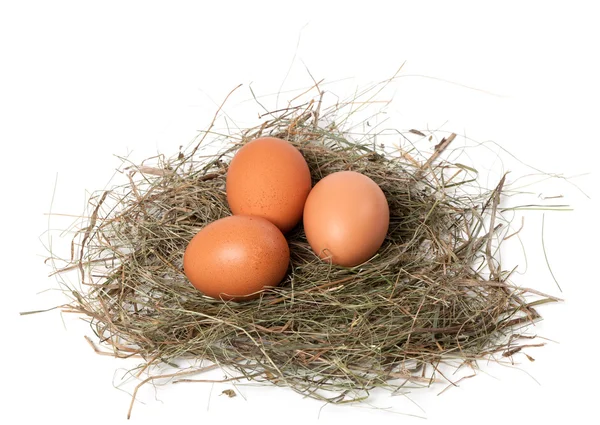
[1,1,599,424]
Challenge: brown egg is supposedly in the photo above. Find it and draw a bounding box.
[183,215,290,301]
[226,137,312,233]
[303,171,389,267]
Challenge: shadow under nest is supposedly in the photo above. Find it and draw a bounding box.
[62,102,558,406]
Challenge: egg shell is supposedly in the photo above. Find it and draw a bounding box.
[303,171,389,267]
[226,137,312,233]
[183,215,290,301]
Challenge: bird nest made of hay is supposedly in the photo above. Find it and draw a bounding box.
[46,84,559,417]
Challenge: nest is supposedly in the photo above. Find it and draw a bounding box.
[52,86,559,417]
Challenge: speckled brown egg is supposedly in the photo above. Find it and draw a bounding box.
[226,137,312,233]
[183,215,290,301]
[303,171,389,267]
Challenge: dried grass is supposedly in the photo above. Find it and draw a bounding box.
[42,81,560,417]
